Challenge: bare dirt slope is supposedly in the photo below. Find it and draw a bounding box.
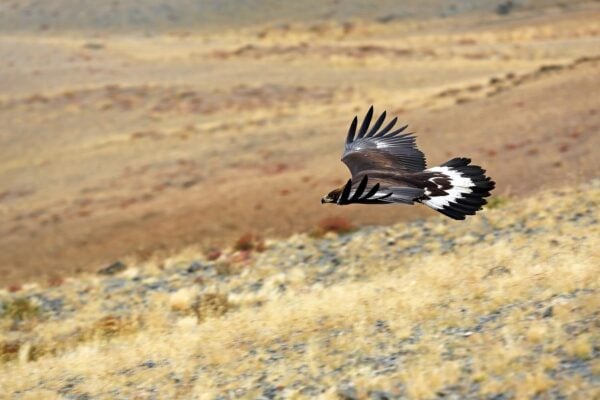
[1,3,599,284]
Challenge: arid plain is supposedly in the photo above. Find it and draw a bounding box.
[1,1,599,284]
[1,2,600,398]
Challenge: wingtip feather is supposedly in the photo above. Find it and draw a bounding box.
[366,110,386,138]
[339,179,353,204]
[357,106,374,139]
[346,116,358,144]
[349,176,365,201]
[386,124,409,138]
[375,116,398,137]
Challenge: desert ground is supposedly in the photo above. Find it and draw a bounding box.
[1,1,600,285]
[1,182,598,398]
[0,1,599,398]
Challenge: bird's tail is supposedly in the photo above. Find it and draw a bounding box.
[421,158,495,220]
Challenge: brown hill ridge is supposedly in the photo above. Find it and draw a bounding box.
[0,5,599,284]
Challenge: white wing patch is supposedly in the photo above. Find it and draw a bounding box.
[422,166,475,210]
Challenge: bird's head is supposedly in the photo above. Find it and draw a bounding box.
[321,188,342,204]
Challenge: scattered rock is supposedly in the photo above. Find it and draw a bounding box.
[369,391,394,400]
[483,265,511,279]
[337,382,358,400]
[82,42,105,50]
[141,360,156,368]
[496,1,515,16]
[97,261,127,276]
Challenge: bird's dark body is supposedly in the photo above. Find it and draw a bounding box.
[322,106,495,220]
[353,170,451,197]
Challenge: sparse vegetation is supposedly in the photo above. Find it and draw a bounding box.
[0,182,597,398]
[486,195,509,209]
[1,297,40,321]
[193,293,232,322]
[311,216,355,237]
[204,248,222,261]
[233,233,265,252]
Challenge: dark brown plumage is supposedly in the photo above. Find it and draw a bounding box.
[321,106,496,220]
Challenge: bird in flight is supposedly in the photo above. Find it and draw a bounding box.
[321,106,495,220]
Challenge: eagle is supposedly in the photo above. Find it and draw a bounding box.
[321,106,495,220]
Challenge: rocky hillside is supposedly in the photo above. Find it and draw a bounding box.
[1,181,598,399]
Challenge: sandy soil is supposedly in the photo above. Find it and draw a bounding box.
[1,2,599,284]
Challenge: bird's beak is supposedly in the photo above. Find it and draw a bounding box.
[321,197,326,204]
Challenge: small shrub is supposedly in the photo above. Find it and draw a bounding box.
[91,315,138,339]
[233,233,265,252]
[205,248,222,261]
[496,1,514,15]
[214,260,236,276]
[1,298,40,321]
[486,196,509,210]
[97,260,127,276]
[0,341,20,362]
[315,216,355,236]
[7,284,21,293]
[193,293,231,323]
[47,276,64,287]
[234,233,254,251]
[566,334,592,360]
[93,315,123,338]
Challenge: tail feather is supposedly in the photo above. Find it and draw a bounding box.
[421,157,495,220]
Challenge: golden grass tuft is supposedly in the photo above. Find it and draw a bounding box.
[401,361,461,399]
[193,293,232,323]
[89,315,140,339]
[169,287,200,313]
[525,322,548,344]
[565,334,594,360]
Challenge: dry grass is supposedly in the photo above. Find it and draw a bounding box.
[0,182,598,398]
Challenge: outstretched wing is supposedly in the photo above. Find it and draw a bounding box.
[342,106,427,180]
